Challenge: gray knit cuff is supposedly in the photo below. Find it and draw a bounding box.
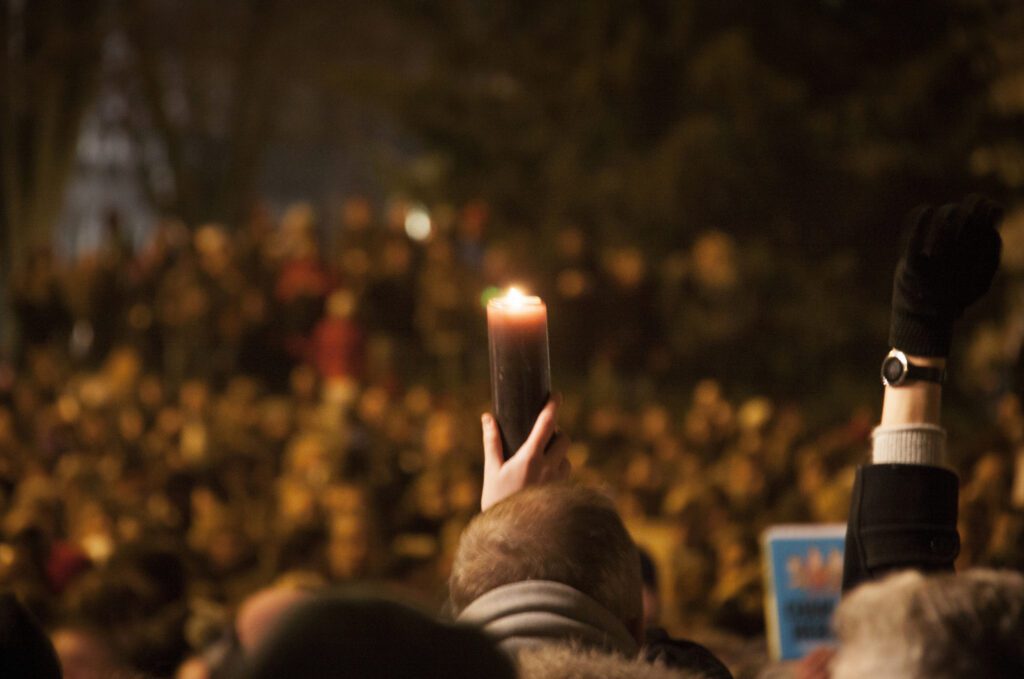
[871,424,946,466]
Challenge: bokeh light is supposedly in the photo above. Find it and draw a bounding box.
[480,285,501,308]
[404,206,432,242]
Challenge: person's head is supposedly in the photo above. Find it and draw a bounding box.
[239,596,515,679]
[833,569,1024,679]
[51,624,121,679]
[235,585,317,653]
[326,289,356,320]
[0,593,61,679]
[449,484,643,642]
[61,567,189,677]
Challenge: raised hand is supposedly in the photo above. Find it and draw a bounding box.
[890,195,1003,357]
[480,396,571,511]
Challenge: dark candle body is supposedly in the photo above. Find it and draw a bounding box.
[487,294,551,460]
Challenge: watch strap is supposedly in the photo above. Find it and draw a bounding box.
[882,349,947,386]
[905,362,946,384]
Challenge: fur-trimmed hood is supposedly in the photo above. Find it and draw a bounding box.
[517,642,702,679]
[456,580,639,657]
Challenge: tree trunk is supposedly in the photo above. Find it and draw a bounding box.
[0,0,104,352]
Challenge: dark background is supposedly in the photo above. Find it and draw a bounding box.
[4,0,1024,415]
[2,3,1024,668]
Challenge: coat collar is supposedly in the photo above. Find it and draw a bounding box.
[456,580,638,657]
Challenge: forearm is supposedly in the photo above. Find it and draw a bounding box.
[844,195,1001,592]
[845,354,958,591]
[873,355,946,466]
[879,355,945,427]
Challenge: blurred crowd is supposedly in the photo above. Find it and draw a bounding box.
[4,198,1024,676]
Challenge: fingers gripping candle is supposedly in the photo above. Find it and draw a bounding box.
[487,287,551,460]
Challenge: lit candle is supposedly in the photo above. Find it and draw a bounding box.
[487,287,551,459]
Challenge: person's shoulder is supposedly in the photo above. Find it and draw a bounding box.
[643,628,735,679]
[517,642,704,679]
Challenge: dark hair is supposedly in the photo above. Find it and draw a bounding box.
[638,546,658,590]
[0,592,61,679]
[63,566,189,676]
[238,596,515,679]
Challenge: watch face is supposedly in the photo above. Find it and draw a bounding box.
[882,356,905,385]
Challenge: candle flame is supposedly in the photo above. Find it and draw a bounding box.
[490,285,542,310]
[503,286,530,309]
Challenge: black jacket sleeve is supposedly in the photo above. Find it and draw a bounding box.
[842,463,960,593]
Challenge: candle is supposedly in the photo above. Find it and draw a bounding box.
[487,287,551,459]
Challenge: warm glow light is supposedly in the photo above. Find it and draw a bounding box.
[491,286,542,310]
[404,206,432,241]
[480,286,501,308]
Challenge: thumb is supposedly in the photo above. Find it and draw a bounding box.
[902,204,934,256]
[482,414,505,470]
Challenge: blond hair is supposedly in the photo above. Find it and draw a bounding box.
[449,484,642,626]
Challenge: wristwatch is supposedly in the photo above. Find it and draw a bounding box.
[880,349,946,386]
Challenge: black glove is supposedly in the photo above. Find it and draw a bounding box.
[889,194,1003,357]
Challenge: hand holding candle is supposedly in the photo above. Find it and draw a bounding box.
[487,287,552,459]
[480,398,571,511]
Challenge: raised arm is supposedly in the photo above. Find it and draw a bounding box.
[842,196,1003,592]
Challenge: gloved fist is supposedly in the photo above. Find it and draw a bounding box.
[890,195,1003,357]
